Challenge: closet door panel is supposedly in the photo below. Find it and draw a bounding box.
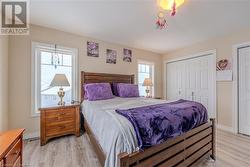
[177,61,186,99]
[186,59,196,101]
[199,56,211,113]
[167,61,186,100]
[239,46,250,135]
[167,62,178,100]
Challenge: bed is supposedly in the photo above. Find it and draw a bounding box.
[81,71,216,167]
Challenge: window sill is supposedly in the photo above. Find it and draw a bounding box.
[31,112,40,117]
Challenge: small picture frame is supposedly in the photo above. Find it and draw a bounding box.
[106,49,117,64]
[123,48,132,62]
[87,41,99,57]
[216,58,233,81]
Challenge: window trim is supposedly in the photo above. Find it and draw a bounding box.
[31,42,78,117]
[137,60,155,97]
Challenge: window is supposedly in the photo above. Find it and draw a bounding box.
[31,42,78,116]
[138,61,154,96]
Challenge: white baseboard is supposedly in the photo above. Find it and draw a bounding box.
[216,124,234,133]
[23,131,40,140]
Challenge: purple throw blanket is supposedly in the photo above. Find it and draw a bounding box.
[116,99,208,149]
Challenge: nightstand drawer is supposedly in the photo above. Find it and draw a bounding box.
[5,139,21,166]
[46,122,75,137]
[46,119,74,126]
[46,109,75,120]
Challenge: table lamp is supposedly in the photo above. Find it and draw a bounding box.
[50,74,70,105]
[142,78,153,97]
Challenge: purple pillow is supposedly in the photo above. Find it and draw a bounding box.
[84,83,114,101]
[83,84,88,100]
[117,83,139,97]
[111,82,119,96]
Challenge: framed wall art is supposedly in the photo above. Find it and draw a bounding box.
[106,49,117,64]
[87,41,99,57]
[123,48,132,62]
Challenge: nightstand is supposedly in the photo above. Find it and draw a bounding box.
[40,104,80,146]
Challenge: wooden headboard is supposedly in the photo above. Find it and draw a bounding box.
[81,71,135,101]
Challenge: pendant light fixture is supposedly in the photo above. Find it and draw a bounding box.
[51,44,60,69]
[156,0,185,29]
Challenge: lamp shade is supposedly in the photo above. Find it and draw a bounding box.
[142,78,153,86]
[50,74,70,87]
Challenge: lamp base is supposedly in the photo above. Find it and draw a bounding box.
[58,100,65,106]
[58,88,65,106]
[145,88,150,98]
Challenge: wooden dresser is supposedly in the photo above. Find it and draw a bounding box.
[0,129,25,167]
[40,104,80,146]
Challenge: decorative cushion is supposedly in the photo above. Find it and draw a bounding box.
[84,83,114,101]
[117,83,140,97]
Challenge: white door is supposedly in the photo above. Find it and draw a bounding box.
[185,55,214,118]
[167,60,186,100]
[166,54,216,118]
[239,46,250,135]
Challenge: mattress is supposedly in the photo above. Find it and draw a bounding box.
[81,97,170,167]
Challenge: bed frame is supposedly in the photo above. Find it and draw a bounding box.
[81,71,216,167]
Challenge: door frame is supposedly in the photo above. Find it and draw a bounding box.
[163,49,217,118]
[232,41,250,134]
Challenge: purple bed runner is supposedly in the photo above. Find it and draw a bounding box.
[116,99,208,149]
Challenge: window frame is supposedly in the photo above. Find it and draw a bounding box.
[31,42,78,117]
[137,60,155,97]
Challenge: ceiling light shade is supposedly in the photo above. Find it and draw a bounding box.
[158,0,185,10]
[156,0,184,29]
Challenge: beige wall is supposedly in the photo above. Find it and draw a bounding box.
[8,24,249,135]
[162,29,250,129]
[0,36,9,132]
[8,25,162,135]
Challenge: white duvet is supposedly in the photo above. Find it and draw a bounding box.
[81,97,170,167]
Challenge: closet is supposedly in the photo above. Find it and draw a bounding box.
[166,53,216,118]
[238,46,250,136]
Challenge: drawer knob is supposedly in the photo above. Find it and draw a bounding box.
[58,113,66,117]
[12,150,19,155]
[59,125,65,129]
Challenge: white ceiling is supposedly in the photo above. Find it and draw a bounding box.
[30,0,250,54]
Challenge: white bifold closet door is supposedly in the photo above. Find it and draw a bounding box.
[239,46,250,136]
[167,60,186,100]
[166,54,215,118]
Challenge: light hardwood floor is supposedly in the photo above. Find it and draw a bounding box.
[23,129,250,167]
